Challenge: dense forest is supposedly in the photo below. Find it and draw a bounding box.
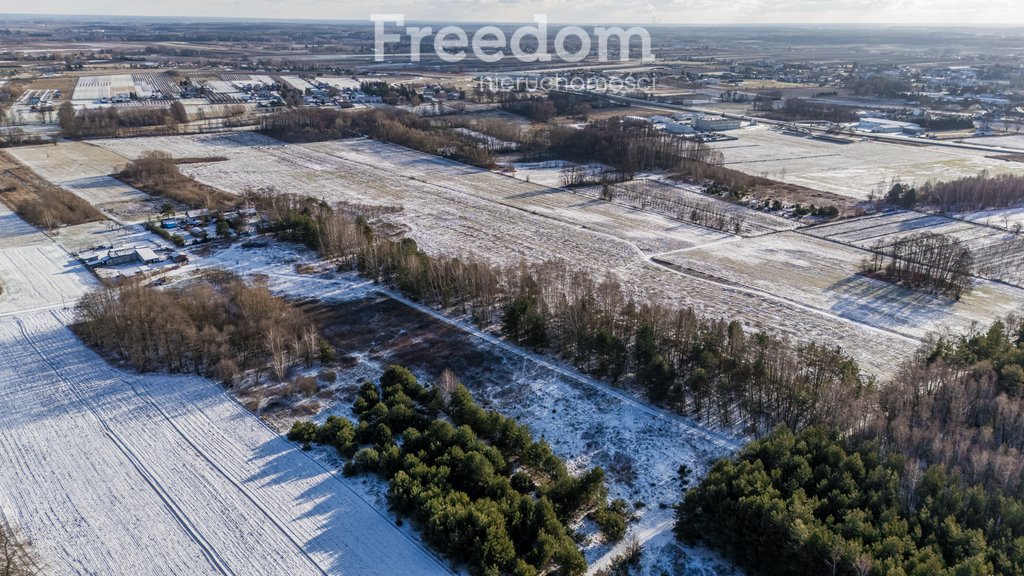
[677,426,1024,576]
[289,366,622,576]
[677,314,1024,574]
[74,272,329,383]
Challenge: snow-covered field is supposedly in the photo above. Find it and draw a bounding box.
[710,125,1021,199]
[84,133,930,377]
[658,231,1024,340]
[0,209,451,576]
[0,311,451,576]
[0,204,97,315]
[7,143,159,223]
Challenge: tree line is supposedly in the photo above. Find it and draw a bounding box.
[254,188,870,437]
[58,100,188,138]
[257,107,495,168]
[289,365,623,576]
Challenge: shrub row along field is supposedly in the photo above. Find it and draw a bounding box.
[0,151,104,229]
[677,426,1024,576]
[115,150,237,210]
[74,272,329,383]
[289,366,621,576]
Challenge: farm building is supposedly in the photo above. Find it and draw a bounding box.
[694,116,742,131]
[856,117,925,135]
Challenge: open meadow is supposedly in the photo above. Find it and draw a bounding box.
[709,125,1022,199]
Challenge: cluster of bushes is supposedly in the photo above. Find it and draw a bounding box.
[677,426,1024,576]
[116,150,236,210]
[289,366,621,575]
[74,273,330,383]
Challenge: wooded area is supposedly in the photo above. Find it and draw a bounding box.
[257,107,496,168]
[862,231,974,298]
[74,273,328,383]
[677,426,1024,576]
[289,365,618,576]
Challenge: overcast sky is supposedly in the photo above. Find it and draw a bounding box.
[4,0,1022,25]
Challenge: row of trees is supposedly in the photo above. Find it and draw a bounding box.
[918,173,1024,212]
[882,174,1024,213]
[289,366,616,575]
[677,426,1024,576]
[74,273,328,383]
[255,190,869,436]
[602,179,747,233]
[58,101,188,138]
[862,232,974,298]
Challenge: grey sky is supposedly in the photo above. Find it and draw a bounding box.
[3,0,1022,24]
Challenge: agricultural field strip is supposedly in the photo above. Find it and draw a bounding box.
[804,211,1013,251]
[0,310,452,576]
[6,143,155,224]
[655,232,1024,342]
[87,134,926,376]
